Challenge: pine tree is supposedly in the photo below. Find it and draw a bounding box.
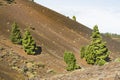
[10,22,22,44]
[72,16,76,21]
[22,29,37,55]
[64,51,80,71]
[80,25,110,65]
[91,25,109,65]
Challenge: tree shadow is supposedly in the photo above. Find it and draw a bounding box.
[35,46,42,55]
[106,57,111,62]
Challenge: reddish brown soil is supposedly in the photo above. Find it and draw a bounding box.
[0,62,24,80]
[0,0,120,79]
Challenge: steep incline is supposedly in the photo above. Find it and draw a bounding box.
[0,0,91,57]
[0,0,120,76]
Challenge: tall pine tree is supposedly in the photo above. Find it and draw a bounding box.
[22,29,37,55]
[10,22,22,44]
[80,25,110,65]
[91,25,110,65]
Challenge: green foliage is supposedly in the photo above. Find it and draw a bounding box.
[64,51,80,71]
[22,29,37,55]
[72,16,76,21]
[91,25,110,65]
[80,25,110,66]
[84,45,96,64]
[10,22,22,44]
[96,59,106,66]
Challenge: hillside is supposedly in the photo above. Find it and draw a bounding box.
[0,0,120,79]
[44,62,120,80]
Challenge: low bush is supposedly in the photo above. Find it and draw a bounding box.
[64,51,80,71]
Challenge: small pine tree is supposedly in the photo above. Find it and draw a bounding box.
[64,51,80,71]
[22,29,37,55]
[10,22,22,44]
[72,16,76,21]
[80,25,110,65]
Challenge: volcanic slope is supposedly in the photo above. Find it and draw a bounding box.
[0,0,120,78]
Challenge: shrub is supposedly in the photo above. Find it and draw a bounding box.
[10,22,22,44]
[64,51,80,71]
[22,29,37,55]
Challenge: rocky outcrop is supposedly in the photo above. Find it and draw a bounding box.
[44,62,120,80]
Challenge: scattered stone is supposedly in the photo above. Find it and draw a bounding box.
[0,48,46,79]
[21,65,28,73]
[0,53,6,58]
[47,69,55,74]
[114,73,120,80]
[30,27,35,30]
[7,29,10,32]
[99,78,103,80]
[27,62,34,68]
[73,41,75,43]
[12,66,19,71]
[35,62,45,68]
[26,71,35,79]
[0,47,4,51]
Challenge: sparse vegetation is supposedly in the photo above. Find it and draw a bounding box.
[5,0,14,4]
[10,22,22,44]
[64,51,80,71]
[22,29,37,55]
[1,0,120,79]
[102,32,120,42]
[114,58,120,62]
[102,32,120,38]
[0,49,45,79]
[80,25,110,65]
